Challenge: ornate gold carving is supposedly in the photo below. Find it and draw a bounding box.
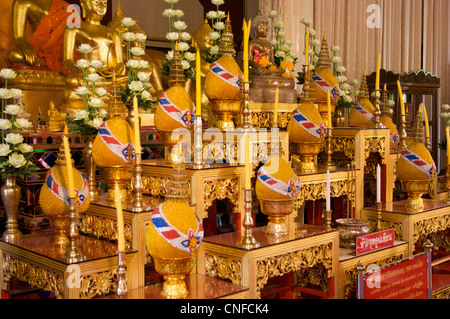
[79,270,118,299]
[205,253,242,285]
[79,214,132,249]
[204,178,240,211]
[295,266,328,294]
[331,137,355,159]
[413,214,450,252]
[141,176,172,198]
[250,112,291,129]
[365,137,386,163]
[295,179,353,208]
[367,218,404,241]
[433,286,450,299]
[2,254,64,299]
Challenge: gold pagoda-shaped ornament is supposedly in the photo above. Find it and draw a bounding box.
[348,71,376,127]
[218,13,236,57]
[168,43,186,88]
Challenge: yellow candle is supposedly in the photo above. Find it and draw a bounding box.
[243,19,249,82]
[446,126,450,166]
[115,183,125,252]
[274,87,279,125]
[327,90,332,128]
[63,124,76,199]
[133,96,141,154]
[422,104,429,140]
[397,81,405,117]
[244,134,251,189]
[375,52,381,91]
[196,50,201,116]
[305,27,310,66]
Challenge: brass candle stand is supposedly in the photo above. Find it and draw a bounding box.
[371,90,385,129]
[116,251,128,298]
[324,210,333,230]
[193,115,208,170]
[399,113,408,151]
[236,189,260,249]
[325,127,336,171]
[60,197,86,263]
[241,81,252,129]
[375,201,383,232]
[127,151,151,212]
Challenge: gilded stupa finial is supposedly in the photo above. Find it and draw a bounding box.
[316,34,332,70]
[168,42,186,88]
[108,70,128,118]
[218,12,236,57]
[300,65,316,103]
[358,70,370,100]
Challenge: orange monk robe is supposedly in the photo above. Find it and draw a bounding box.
[29,0,81,75]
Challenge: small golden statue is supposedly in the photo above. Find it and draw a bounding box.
[48,100,65,132]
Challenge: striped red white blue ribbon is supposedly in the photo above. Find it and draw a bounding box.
[292,108,327,140]
[45,167,89,207]
[401,147,436,178]
[257,166,301,199]
[158,92,195,128]
[354,102,375,123]
[210,61,243,91]
[98,122,135,163]
[312,73,341,100]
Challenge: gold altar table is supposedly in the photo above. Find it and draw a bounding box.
[0,232,138,299]
[337,241,408,299]
[361,198,450,256]
[330,127,393,216]
[79,194,164,289]
[197,224,340,299]
[105,274,249,299]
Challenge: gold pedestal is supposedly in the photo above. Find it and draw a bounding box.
[259,199,295,236]
[159,131,186,165]
[153,255,196,299]
[210,99,242,131]
[100,166,133,201]
[50,215,70,246]
[294,142,322,174]
[401,179,431,210]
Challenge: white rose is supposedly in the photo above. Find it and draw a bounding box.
[75,86,90,96]
[75,59,90,69]
[217,11,226,19]
[135,33,147,43]
[181,60,190,70]
[274,21,284,29]
[5,104,23,116]
[130,47,145,57]
[209,32,220,41]
[164,0,179,4]
[0,88,12,99]
[18,143,33,153]
[388,100,396,107]
[0,119,11,130]
[331,45,341,52]
[344,95,353,103]
[281,44,291,52]
[0,68,17,80]
[14,118,33,129]
[165,51,174,60]
[9,89,23,100]
[441,104,450,110]
[141,90,152,101]
[309,29,317,36]
[177,42,189,52]
[311,39,321,46]
[138,60,150,70]
[137,72,151,82]
[75,110,89,120]
[331,56,342,63]
[173,9,184,18]
[282,40,292,47]
[86,73,102,83]
[129,81,144,92]
[275,50,286,58]
[301,18,312,25]
[127,59,140,69]
[349,79,359,86]
[336,66,346,73]
[77,44,93,54]
[5,133,23,145]
[89,117,104,129]
[268,10,278,18]
[88,97,105,108]
[0,144,11,156]
[340,83,351,91]
[173,21,187,31]
[95,87,108,97]
[122,32,136,42]
[90,59,104,69]
[206,11,218,19]
[8,153,26,168]
[121,17,136,28]
[166,32,179,41]
[180,32,191,42]
[162,9,175,18]
[336,75,347,83]
[210,45,219,55]
[99,109,108,118]
[184,52,196,62]
[211,0,224,5]
[214,22,225,31]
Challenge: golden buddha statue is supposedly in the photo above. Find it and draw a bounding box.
[248,10,296,104]
[62,0,126,114]
[47,100,65,131]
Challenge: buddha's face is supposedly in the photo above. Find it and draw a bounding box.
[82,0,108,18]
[255,22,268,39]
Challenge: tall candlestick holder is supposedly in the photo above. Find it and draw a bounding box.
[399,113,408,151]
[325,127,336,171]
[324,210,333,230]
[371,90,384,129]
[375,201,383,232]
[193,115,208,170]
[60,197,86,263]
[236,189,260,249]
[127,151,151,212]
[241,81,252,129]
[116,251,128,299]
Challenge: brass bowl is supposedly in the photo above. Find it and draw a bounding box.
[335,218,370,249]
[100,165,133,201]
[400,179,431,210]
[292,142,322,174]
[259,199,295,236]
[49,215,70,246]
[210,99,242,131]
[153,255,196,299]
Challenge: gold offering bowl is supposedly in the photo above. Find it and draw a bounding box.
[209,99,242,131]
[400,179,431,210]
[153,255,196,299]
[292,142,322,174]
[159,130,188,165]
[49,215,70,246]
[335,218,371,249]
[259,199,295,236]
[100,165,133,201]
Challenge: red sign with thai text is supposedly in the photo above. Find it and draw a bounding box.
[363,254,429,299]
[356,229,395,255]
